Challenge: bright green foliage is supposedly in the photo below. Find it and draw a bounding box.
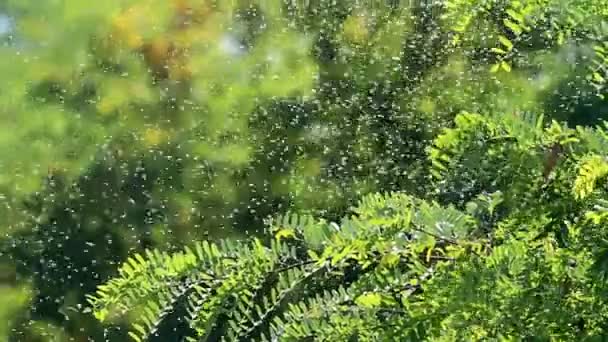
[445,0,608,96]
[90,112,608,340]
[1,0,607,340]
[574,154,608,199]
[89,192,479,341]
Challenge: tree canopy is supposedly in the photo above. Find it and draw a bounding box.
[89,111,608,341]
[0,0,606,341]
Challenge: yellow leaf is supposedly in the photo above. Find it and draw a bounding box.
[275,228,296,241]
[426,247,434,263]
[94,308,109,322]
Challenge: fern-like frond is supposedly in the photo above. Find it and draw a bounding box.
[88,239,291,341]
[443,0,607,92]
[89,192,476,341]
[269,212,332,249]
[573,154,608,199]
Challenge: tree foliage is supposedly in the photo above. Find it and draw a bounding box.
[0,0,606,340]
[90,110,608,340]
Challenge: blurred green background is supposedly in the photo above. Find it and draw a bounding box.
[0,0,605,340]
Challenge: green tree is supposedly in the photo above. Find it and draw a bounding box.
[89,111,608,340]
[0,0,605,340]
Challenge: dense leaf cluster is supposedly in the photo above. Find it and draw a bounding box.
[0,0,606,340]
[90,112,608,340]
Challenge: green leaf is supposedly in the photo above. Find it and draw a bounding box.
[307,249,319,261]
[498,36,514,51]
[128,332,143,342]
[506,9,525,24]
[593,72,605,83]
[93,308,108,322]
[380,253,400,268]
[132,324,146,337]
[504,19,523,35]
[491,47,507,55]
[355,293,383,308]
